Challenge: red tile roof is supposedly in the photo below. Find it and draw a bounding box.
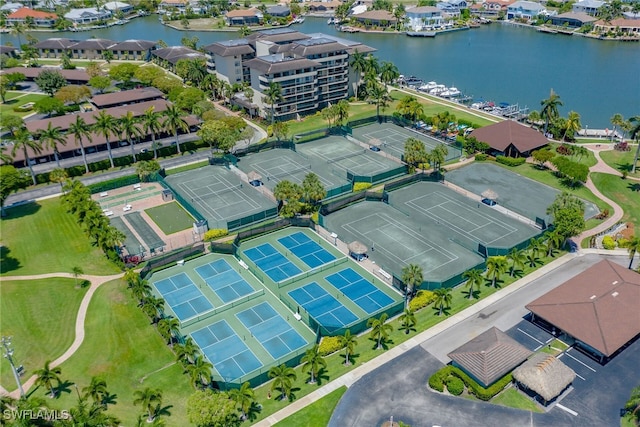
[7,7,57,20]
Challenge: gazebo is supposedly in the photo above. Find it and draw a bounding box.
[247,171,262,186]
[348,241,368,261]
[512,353,576,405]
[481,189,498,202]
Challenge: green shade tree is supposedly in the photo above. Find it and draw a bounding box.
[0,165,29,216]
[88,75,111,94]
[186,390,239,427]
[301,172,326,208]
[198,119,236,154]
[34,96,65,117]
[624,385,640,426]
[403,137,429,173]
[108,63,139,85]
[35,69,67,97]
[367,312,393,350]
[273,180,303,218]
[338,329,357,366]
[300,344,327,384]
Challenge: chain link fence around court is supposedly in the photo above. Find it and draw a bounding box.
[139,243,206,279]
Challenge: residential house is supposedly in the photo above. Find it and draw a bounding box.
[594,18,640,35]
[6,7,58,27]
[571,0,604,16]
[0,45,19,57]
[353,10,397,28]
[266,5,291,17]
[469,120,548,157]
[622,11,640,19]
[64,8,112,25]
[549,11,596,27]
[437,0,467,16]
[151,46,205,72]
[405,6,444,31]
[103,1,134,14]
[109,39,156,60]
[307,1,342,12]
[225,8,262,26]
[70,39,116,59]
[34,38,79,58]
[0,2,23,14]
[472,0,515,18]
[506,0,546,20]
[158,0,189,15]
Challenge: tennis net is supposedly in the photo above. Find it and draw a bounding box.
[269,164,311,180]
[327,149,366,163]
[191,184,243,201]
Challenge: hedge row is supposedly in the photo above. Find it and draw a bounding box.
[428,366,512,400]
[318,336,343,356]
[408,290,436,312]
[204,229,228,241]
[474,153,489,161]
[496,156,526,167]
[87,174,140,194]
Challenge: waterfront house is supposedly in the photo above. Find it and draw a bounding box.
[103,1,134,14]
[203,39,256,84]
[225,8,262,26]
[0,2,23,14]
[506,1,546,20]
[158,0,189,15]
[473,0,515,17]
[64,7,112,25]
[622,11,640,20]
[71,38,116,59]
[307,1,342,12]
[571,0,604,16]
[151,46,206,72]
[6,7,58,27]
[109,40,156,60]
[266,5,291,17]
[469,120,548,157]
[437,0,467,17]
[594,18,640,35]
[353,10,397,28]
[550,11,596,28]
[405,6,444,30]
[34,38,79,58]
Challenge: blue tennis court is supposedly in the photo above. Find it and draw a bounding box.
[288,282,359,331]
[278,231,337,269]
[325,268,395,314]
[191,320,263,381]
[236,301,309,360]
[152,273,214,321]
[195,259,255,304]
[243,243,302,282]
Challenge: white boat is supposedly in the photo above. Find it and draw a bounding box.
[419,81,438,91]
[429,85,446,95]
[440,87,461,97]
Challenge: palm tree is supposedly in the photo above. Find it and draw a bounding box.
[367,313,393,350]
[540,89,563,135]
[629,115,640,174]
[398,308,417,334]
[562,111,581,142]
[624,385,640,426]
[545,229,565,257]
[162,105,188,154]
[68,116,93,174]
[10,22,25,47]
[71,266,84,287]
[300,344,326,384]
[338,329,357,366]
[263,82,283,125]
[433,287,452,316]
[506,248,526,277]
[462,268,483,299]
[610,113,625,143]
[186,356,212,390]
[486,256,508,288]
[142,295,164,323]
[34,360,62,398]
[526,251,541,268]
[229,382,255,421]
[130,277,152,303]
[622,236,640,270]
[12,128,41,185]
[133,387,162,423]
[157,317,181,347]
[401,263,423,303]
[268,364,297,401]
[392,4,405,30]
[141,106,163,159]
[349,50,367,100]
[528,237,545,259]
[367,82,390,122]
[38,122,67,168]
[238,25,252,37]
[82,376,108,406]
[175,337,200,365]
[379,61,399,88]
[93,111,119,168]
[119,111,142,163]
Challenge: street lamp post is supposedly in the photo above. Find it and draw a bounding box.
[1,336,25,398]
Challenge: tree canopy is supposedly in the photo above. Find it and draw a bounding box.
[34,69,67,96]
[186,390,240,427]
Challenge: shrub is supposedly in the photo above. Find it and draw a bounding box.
[87,174,140,194]
[318,336,343,356]
[496,155,526,167]
[353,182,372,192]
[602,235,616,250]
[409,290,436,312]
[203,229,228,241]
[475,153,488,161]
[428,366,453,392]
[65,165,86,177]
[310,211,319,224]
[449,366,511,401]
[13,104,33,112]
[556,144,573,156]
[446,376,465,396]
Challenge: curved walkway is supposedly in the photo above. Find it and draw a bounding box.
[1,272,123,399]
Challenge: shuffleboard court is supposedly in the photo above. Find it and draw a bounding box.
[236,301,309,360]
[325,268,395,314]
[109,216,142,253]
[243,243,302,282]
[278,231,336,269]
[124,211,165,250]
[153,273,214,322]
[288,282,359,331]
[195,259,255,304]
[191,320,262,381]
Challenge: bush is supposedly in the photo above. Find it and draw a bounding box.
[602,235,616,250]
[311,211,319,224]
[446,376,465,396]
[496,155,526,167]
[428,366,453,392]
[35,172,51,184]
[353,182,372,192]
[87,174,140,194]
[65,165,86,177]
[475,153,488,161]
[449,366,511,401]
[203,229,228,241]
[13,104,33,112]
[318,336,343,356]
[409,290,436,312]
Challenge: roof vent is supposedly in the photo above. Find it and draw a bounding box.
[612,291,619,297]
[590,295,597,300]
[612,280,618,285]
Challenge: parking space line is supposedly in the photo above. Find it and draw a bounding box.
[534,345,542,351]
[565,349,597,372]
[545,337,554,343]
[517,328,544,344]
[556,403,578,416]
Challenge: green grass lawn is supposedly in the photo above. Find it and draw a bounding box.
[590,173,640,228]
[0,92,48,118]
[46,279,194,425]
[492,388,542,413]
[145,202,195,235]
[599,148,640,179]
[538,338,569,356]
[622,414,638,427]
[0,278,87,390]
[273,386,347,427]
[0,199,120,276]
[165,160,209,176]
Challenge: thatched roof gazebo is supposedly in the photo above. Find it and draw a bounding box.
[348,241,367,255]
[512,353,576,404]
[481,189,498,201]
[369,137,382,147]
[247,171,262,182]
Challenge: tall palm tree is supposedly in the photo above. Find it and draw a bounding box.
[300,344,326,385]
[93,111,119,168]
[610,113,625,143]
[130,277,152,303]
[229,382,255,421]
[526,251,541,268]
[379,61,399,88]
[622,236,640,270]
[364,54,379,75]
[34,360,62,398]
[175,337,200,366]
[349,50,367,100]
[338,329,357,366]
[157,317,181,347]
[38,122,66,168]
[268,364,297,401]
[506,248,526,277]
[142,295,164,323]
[12,128,41,185]
[10,22,25,47]
[67,116,93,174]
[486,256,508,288]
[186,356,212,390]
[401,263,423,303]
[629,115,640,174]
[367,313,392,350]
[528,237,545,259]
[540,89,563,134]
[392,4,405,30]
[202,73,222,100]
[162,105,188,154]
[398,307,417,334]
[263,82,283,125]
[133,388,162,423]
[433,287,452,316]
[119,111,142,163]
[141,106,163,159]
[545,229,565,257]
[82,376,108,406]
[562,111,581,142]
[462,268,483,299]
[367,82,390,122]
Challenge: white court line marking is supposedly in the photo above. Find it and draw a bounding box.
[565,350,597,372]
[556,404,578,416]
[517,328,544,345]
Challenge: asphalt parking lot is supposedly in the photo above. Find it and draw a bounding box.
[505,318,555,352]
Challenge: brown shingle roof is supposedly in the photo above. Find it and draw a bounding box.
[91,87,164,108]
[0,67,90,83]
[246,29,310,44]
[152,46,205,64]
[71,39,116,50]
[526,260,640,357]
[0,45,18,55]
[110,40,156,51]
[469,120,548,154]
[34,38,80,50]
[512,353,576,402]
[226,8,259,17]
[354,10,397,22]
[203,41,255,57]
[447,327,532,386]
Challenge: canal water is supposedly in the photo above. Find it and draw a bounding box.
[3,16,638,128]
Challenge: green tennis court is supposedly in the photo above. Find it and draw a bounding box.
[145,202,195,235]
